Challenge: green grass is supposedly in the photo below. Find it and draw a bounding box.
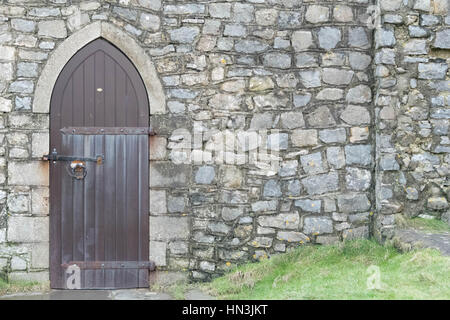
[399,217,450,233]
[202,240,450,300]
[0,278,49,297]
[152,281,192,300]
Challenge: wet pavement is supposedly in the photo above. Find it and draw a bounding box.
[0,288,213,300]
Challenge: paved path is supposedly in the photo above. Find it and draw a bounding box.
[394,228,450,256]
[0,288,214,300]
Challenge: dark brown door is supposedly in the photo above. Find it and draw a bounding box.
[49,39,150,289]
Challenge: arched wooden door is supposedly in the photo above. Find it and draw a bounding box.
[49,39,151,289]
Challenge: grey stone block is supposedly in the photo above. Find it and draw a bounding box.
[258,213,299,229]
[317,27,341,50]
[150,216,189,241]
[195,166,215,184]
[302,172,339,196]
[264,180,282,198]
[303,216,333,235]
[345,145,372,166]
[337,194,371,213]
[150,162,191,188]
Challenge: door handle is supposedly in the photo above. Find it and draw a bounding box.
[43,149,104,165]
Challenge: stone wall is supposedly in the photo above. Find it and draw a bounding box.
[148,0,376,281]
[0,0,448,283]
[374,0,449,242]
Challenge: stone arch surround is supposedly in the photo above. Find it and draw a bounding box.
[33,21,166,115]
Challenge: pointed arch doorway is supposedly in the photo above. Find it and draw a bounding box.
[49,38,152,289]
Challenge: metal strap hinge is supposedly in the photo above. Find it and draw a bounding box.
[61,261,156,271]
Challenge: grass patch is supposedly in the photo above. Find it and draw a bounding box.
[202,240,450,300]
[152,281,193,300]
[0,278,49,297]
[399,217,450,233]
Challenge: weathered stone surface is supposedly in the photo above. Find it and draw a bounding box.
[319,128,346,144]
[249,77,274,92]
[278,11,302,28]
[7,216,48,242]
[8,161,49,186]
[409,26,428,38]
[165,4,205,15]
[295,199,322,213]
[267,133,288,151]
[277,231,308,242]
[264,180,282,198]
[208,222,231,235]
[316,88,344,101]
[235,40,269,54]
[292,31,313,51]
[375,28,396,48]
[224,24,246,37]
[168,27,200,43]
[293,94,311,108]
[379,154,400,171]
[305,5,329,24]
[0,97,12,113]
[150,241,166,267]
[291,129,318,147]
[345,145,372,166]
[418,63,448,80]
[255,9,277,26]
[258,213,299,230]
[209,3,231,18]
[9,81,34,94]
[349,27,369,48]
[427,197,449,210]
[404,39,427,55]
[233,3,254,23]
[343,226,369,240]
[150,216,189,241]
[347,85,372,103]
[317,27,341,50]
[323,68,354,85]
[140,13,160,31]
[150,163,190,188]
[263,53,291,69]
[333,5,353,22]
[306,106,335,128]
[337,194,371,213]
[195,166,215,184]
[209,93,241,110]
[280,112,305,129]
[11,19,36,32]
[38,20,67,38]
[251,200,278,213]
[285,179,301,196]
[295,53,318,68]
[299,69,321,88]
[167,196,186,213]
[300,152,324,175]
[302,172,339,195]
[303,217,333,235]
[349,52,372,71]
[31,188,49,215]
[340,105,371,125]
[222,207,244,222]
[434,29,450,48]
[346,167,371,191]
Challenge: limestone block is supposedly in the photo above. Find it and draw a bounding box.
[7,216,49,243]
